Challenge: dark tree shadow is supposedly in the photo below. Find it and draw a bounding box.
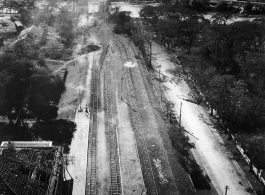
[30,119,77,153]
[0,122,32,143]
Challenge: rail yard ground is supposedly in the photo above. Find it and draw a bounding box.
[56,3,258,195]
[61,12,195,195]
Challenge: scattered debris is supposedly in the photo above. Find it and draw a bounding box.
[153,158,168,185]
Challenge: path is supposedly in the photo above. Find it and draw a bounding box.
[151,42,254,195]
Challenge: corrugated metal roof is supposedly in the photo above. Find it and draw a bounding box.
[13,21,23,27]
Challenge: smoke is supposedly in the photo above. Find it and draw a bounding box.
[123,61,137,68]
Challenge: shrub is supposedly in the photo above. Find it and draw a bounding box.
[113,24,124,34]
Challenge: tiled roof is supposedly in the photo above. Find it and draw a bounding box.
[0,146,62,195]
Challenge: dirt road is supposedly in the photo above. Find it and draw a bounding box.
[151,42,254,195]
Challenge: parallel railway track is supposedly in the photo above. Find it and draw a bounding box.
[86,54,99,195]
[86,20,179,195]
[103,50,122,195]
[103,22,158,195]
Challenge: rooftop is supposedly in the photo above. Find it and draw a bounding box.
[0,141,63,195]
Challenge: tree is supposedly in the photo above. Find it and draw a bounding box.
[190,0,210,13]
[116,11,132,27]
[27,72,64,120]
[244,2,253,13]
[55,7,74,47]
[3,0,36,26]
[18,6,33,26]
[181,18,203,54]
[0,52,65,123]
[1,59,34,124]
[0,71,12,116]
[8,39,40,60]
[238,135,265,170]
[31,119,76,146]
[211,12,234,25]
[215,1,233,13]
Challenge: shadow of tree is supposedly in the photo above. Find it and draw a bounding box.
[0,120,76,153]
[0,122,32,142]
[30,119,77,153]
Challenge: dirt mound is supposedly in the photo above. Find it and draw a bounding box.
[80,44,101,54]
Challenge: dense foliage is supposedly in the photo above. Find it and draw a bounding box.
[0,42,65,124]
[139,2,265,172]
[110,7,136,36]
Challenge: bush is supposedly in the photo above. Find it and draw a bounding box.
[190,169,211,189]
[31,119,76,148]
[215,1,234,12]
[42,41,65,59]
[113,24,124,34]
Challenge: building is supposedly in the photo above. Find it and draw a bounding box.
[13,21,24,33]
[75,0,99,14]
[0,141,64,195]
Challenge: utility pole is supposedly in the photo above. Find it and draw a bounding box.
[225,186,229,195]
[159,67,162,101]
[121,76,124,100]
[149,41,152,68]
[140,188,146,195]
[79,89,82,111]
[179,102,182,127]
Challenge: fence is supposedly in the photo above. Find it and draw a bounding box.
[175,56,265,187]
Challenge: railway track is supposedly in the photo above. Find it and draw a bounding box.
[86,21,122,195]
[86,54,99,195]
[104,21,180,195]
[102,22,158,195]
[86,20,178,195]
[120,45,158,195]
[103,54,122,195]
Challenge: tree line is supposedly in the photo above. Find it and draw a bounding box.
[0,0,77,124]
[136,2,265,174]
[139,2,265,132]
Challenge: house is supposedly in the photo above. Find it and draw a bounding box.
[13,21,24,33]
[0,141,65,195]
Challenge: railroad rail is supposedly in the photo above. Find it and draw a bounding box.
[103,52,122,195]
[103,22,158,195]
[86,54,99,195]
[120,44,158,195]
[104,21,181,194]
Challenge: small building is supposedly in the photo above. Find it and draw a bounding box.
[0,141,64,195]
[13,21,24,33]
